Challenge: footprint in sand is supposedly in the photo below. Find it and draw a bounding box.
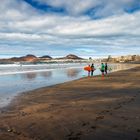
[130,98,135,102]
[67,131,74,137]
[100,110,110,114]
[112,125,118,128]
[124,98,135,104]
[114,105,122,110]
[82,122,89,126]
[19,111,28,116]
[95,116,104,121]
[121,116,128,120]
[133,95,137,98]
[91,126,97,130]
[67,131,82,140]
[68,136,80,140]
[137,129,140,133]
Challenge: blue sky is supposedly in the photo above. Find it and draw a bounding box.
[0,0,140,58]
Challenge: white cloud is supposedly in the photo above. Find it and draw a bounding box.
[0,0,37,21]
[32,0,139,16]
[1,11,140,45]
[0,0,140,57]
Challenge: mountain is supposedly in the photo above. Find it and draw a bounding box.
[39,55,52,59]
[0,54,84,64]
[58,54,83,60]
[11,54,37,62]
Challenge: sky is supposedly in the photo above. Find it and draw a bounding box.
[0,0,140,58]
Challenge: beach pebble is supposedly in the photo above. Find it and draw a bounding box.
[7,128,12,132]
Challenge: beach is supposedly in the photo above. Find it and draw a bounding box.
[0,66,140,140]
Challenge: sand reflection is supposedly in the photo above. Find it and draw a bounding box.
[21,72,37,80]
[66,68,81,77]
[40,71,52,79]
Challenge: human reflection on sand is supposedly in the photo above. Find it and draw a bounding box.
[21,72,37,80]
[39,71,52,79]
[20,71,52,80]
[66,68,81,78]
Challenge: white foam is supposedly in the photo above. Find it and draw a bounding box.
[0,63,86,76]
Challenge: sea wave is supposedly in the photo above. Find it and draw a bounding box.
[0,63,86,75]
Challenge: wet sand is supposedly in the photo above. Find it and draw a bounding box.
[0,66,140,140]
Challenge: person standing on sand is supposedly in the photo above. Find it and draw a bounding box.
[88,65,91,77]
[84,65,91,77]
[90,63,94,76]
[105,63,108,75]
[101,63,105,76]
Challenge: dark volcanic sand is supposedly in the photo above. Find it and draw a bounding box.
[0,66,140,140]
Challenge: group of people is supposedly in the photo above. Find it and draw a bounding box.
[86,63,108,77]
[87,63,95,76]
[101,63,108,76]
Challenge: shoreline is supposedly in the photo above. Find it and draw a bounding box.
[0,66,140,140]
[0,63,137,76]
[1,64,136,109]
[0,63,137,109]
